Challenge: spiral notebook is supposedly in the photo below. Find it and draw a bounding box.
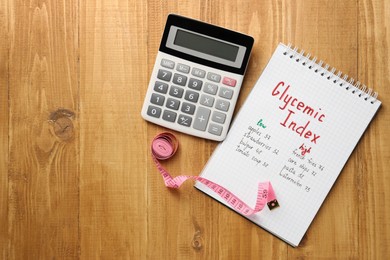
[195,43,381,247]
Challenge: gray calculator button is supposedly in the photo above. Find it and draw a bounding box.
[204,82,218,95]
[208,123,223,136]
[218,87,234,99]
[193,107,211,131]
[160,59,175,69]
[188,78,203,90]
[207,72,221,83]
[215,99,230,112]
[184,90,199,103]
[200,94,215,107]
[147,105,162,118]
[192,68,206,78]
[166,98,180,110]
[177,63,190,74]
[154,81,169,94]
[212,111,226,124]
[162,110,177,122]
[157,69,172,81]
[150,93,165,106]
[172,73,187,86]
[181,102,196,115]
[169,86,184,98]
[178,114,192,127]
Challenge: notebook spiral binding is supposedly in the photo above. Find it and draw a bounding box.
[283,43,378,104]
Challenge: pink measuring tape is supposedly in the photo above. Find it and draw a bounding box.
[151,132,279,216]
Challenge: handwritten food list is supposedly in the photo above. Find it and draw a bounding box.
[234,81,325,193]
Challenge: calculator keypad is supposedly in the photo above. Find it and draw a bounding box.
[144,56,239,139]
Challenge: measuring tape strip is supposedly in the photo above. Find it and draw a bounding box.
[151,132,279,216]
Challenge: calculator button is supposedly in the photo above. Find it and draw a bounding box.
[212,111,226,124]
[157,69,172,81]
[154,81,169,94]
[184,90,199,103]
[200,94,215,107]
[177,63,190,74]
[188,78,203,90]
[178,114,192,127]
[181,102,196,115]
[193,107,211,131]
[222,76,237,87]
[215,99,230,112]
[150,93,165,106]
[147,105,162,118]
[169,86,184,98]
[160,59,175,69]
[172,73,187,86]
[204,82,218,95]
[192,68,206,78]
[166,98,180,110]
[162,110,177,122]
[207,72,221,83]
[208,123,223,136]
[218,87,234,99]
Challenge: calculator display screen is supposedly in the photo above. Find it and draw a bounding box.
[165,26,247,69]
[174,29,239,62]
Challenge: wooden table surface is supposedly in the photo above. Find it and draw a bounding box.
[1,0,389,259]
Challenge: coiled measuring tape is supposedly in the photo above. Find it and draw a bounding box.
[151,132,279,216]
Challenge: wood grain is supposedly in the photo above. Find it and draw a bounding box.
[79,0,148,258]
[358,0,390,258]
[0,0,9,258]
[1,0,390,259]
[7,0,79,258]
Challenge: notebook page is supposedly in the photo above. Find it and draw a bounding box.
[195,43,381,246]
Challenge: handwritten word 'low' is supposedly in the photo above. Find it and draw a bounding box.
[257,119,267,128]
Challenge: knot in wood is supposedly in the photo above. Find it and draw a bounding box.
[191,230,203,251]
[49,109,75,141]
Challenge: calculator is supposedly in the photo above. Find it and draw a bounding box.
[141,14,254,141]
